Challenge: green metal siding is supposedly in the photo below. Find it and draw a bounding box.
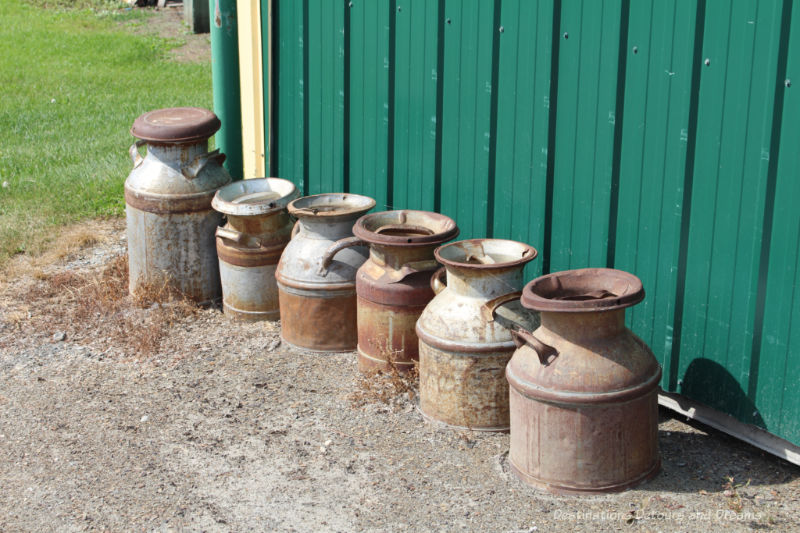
[259,0,799,446]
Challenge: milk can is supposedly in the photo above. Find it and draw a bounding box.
[275,193,376,351]
[416,239,538,430]
[505,268,661,494]
[212,178,299,321]
[349,210,458,374]
[125,107,231,303]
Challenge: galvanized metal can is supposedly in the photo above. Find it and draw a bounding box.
[212,178,298,321]
[350,210,458,374]
[416,239,538,431]
[125,107,231,303]
[275,193,376,351]
[506,268,662,494]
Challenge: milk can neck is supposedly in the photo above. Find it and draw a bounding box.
[146,141,208,166]
[370,244,436,269]
[445,266,524,299]
[539,309,626,340]
[298,217,359,239]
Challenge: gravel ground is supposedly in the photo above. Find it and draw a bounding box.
[0,221,798,533]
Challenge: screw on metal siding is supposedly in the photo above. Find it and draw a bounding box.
[704,58,711,66]
[678,379,683,386]
[397,5,401,11]
[446,18,451,24]
[348,1,352,6]
[563,32,569,39]
[632,46,638,54]
[499,26,504,33]
[786,79,792,87]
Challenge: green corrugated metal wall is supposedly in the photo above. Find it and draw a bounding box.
[264,0,800,446]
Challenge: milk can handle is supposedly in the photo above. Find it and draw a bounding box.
[181,149,227,180]
[129,140,146,168]
[430,267,447,294]
[509,328,558,366]
[291,221,301,239]
[480,291,523,322]
[317,236,366,276]
[215,226,245,245]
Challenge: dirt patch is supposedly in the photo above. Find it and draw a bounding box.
[0,220,799,532]
[120,3,211,64]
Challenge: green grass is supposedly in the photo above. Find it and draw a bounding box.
[0,0,212,263]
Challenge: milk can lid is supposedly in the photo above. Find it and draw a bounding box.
[131,107,221,144]
[521,268,645,312]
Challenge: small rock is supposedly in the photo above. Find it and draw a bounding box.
[1,181,8,189]
[52,331,66,342]
[265,339,281,351]
[324,439,333,447]
[140,415,149,423]
[319,446,327,454]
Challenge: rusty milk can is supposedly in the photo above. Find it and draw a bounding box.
[275,193,376,351]
[505,268,662,494]
[212,178,299,321]
[416,239,538,430]
[348,210,458,373]
[125,107,231,303]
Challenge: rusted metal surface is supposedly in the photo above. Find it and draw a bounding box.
[352,210,458,373]
[506,267,662,494]
[130,107,221,144]
[278,285,359,352]
[275,193,376,351]
[125,108,231,304]
[213,178,298,321]
[416,239,538,431]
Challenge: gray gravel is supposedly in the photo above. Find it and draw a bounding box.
[0,222,798,533]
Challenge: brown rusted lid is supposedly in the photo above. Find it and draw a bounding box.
[521,268,645,312]
[131,107,221,144]
[353,210,459,247]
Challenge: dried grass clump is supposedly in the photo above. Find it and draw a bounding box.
[28,254,197,357]
[349,349,419,407]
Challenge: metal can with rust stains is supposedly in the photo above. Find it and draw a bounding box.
[275,193,376,352]
[416,239,538,431]
[506,268,661,494]
[212,178,298,321]
[349,210,458,374]
[125,107,231,304]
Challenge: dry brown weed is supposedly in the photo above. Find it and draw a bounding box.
[348,348,419,407]
[23,254,197,358]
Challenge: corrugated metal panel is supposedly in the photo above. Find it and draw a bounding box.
[258,0,799,446]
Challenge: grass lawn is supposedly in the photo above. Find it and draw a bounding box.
[0,0,212,265]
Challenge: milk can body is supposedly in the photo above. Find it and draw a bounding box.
[350,211,458,374]
[506,268,662,494]
[275,193,376,351]
[416,239,538,430]
[125,107,231,303]
[212,178,298,321]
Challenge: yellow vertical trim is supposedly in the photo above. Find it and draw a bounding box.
[236,0,265,178]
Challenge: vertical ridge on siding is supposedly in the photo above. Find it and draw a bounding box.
[550,0,623,272]
[756,0,799,442]
[614,0,698,384]
[492,0,554,278]
[679,0,784,426]
[347,0,390,208]
[439,0,496,239]
[392,0,439,211]
[306,0,345,194]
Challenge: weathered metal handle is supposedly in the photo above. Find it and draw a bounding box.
[479,291,522,322]
[215,226,245,245]
[317,236,366,276]
[430,267,447,294]
[129,140,146,168]
[510,328,558,366]
[181,149,227,180]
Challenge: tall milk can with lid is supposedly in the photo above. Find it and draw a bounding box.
[125,107,231,303]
